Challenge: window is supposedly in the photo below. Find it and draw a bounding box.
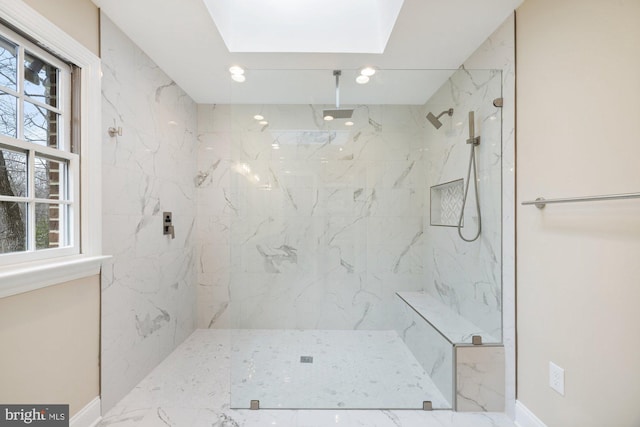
[0,2,102,295]
[0,25,79,264]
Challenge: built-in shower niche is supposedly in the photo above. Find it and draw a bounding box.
[430,179,464,227]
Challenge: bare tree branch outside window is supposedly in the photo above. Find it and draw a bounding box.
[0,33,68,255]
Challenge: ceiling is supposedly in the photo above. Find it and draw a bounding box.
[93,0,522,105]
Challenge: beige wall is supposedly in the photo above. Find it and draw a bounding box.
[22,0,100,56]
[0,2,102,418]
[516,1,640,426]
[0,276,101,416]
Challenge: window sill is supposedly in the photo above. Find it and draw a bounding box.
[0,254,111,298]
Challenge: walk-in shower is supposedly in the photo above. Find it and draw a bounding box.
[198,67,504,411]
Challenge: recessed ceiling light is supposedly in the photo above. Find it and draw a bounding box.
[345,121,354,126]
[231,74,246,83]
[254,114,264,120]
[356,75,369,84]
[229,65,244,75]
[324,115,334,121]
[360,67,376,77]
[259,120,268,125]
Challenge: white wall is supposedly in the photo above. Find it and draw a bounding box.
[516,1,640,426]
[100,14,198,412]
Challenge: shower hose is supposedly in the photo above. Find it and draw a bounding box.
[457,143,482,242]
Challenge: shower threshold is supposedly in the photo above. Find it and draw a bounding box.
[230,329,450,410]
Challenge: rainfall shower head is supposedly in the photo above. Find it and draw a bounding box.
[322,109,353,120]
[323,70,354,121]
[426,108,454,129]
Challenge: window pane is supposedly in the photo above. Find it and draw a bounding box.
[36,202,66,249]
[0,36,18,91]
[24,51,58,108]
[0,91,17,138]
[35,156,66,200]
[0,201,26,253]
[0,148,27,197]
[24,101,59,148]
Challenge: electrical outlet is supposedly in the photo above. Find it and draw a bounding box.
[549,361,565,395]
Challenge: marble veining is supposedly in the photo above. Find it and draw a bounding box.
[456,346,505,412]
[99,329,517,427]
[397,291,497,344]
[460,14,516,416]
[100,14,198,413]
[197,104,427,331]
[423,67,503,342]
[230,329,448,409]
[395,296,454,406]
[193,13,516,415]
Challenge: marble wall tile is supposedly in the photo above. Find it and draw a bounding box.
[196,105,233,328]
[197,73,510,334]
[396,296,454,407]
[461,14,516,417]
[100,15,198,413]
[197,103,428,330]
[455,345,505,412]
[423,68,503,341]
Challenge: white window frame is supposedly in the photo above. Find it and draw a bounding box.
[0,26,79,264]
[0,0,106,297]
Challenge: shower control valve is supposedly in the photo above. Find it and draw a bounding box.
[163,211,175,239]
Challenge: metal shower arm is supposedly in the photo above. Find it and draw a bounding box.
[334,70,341,108]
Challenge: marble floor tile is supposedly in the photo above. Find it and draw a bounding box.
[231,329,448,409]
[99,329,516,427]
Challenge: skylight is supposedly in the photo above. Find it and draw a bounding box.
[202,0,405,53]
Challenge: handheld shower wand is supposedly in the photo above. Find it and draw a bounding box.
[458,111,481,242]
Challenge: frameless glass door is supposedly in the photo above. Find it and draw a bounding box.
[223,68,502,410]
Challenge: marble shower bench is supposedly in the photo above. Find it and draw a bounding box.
[396,291,505,412]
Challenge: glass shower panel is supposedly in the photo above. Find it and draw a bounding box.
[422,68,504,345]
[226,69,503,410]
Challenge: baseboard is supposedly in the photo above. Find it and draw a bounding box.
[70,397,102,427]
[515,400,547,427]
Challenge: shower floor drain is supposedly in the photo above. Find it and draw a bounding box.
[300,356,313,363]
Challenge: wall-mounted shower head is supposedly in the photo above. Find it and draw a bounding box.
[426,108,454,129]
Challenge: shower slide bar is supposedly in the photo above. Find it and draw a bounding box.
[522,192,640,209]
